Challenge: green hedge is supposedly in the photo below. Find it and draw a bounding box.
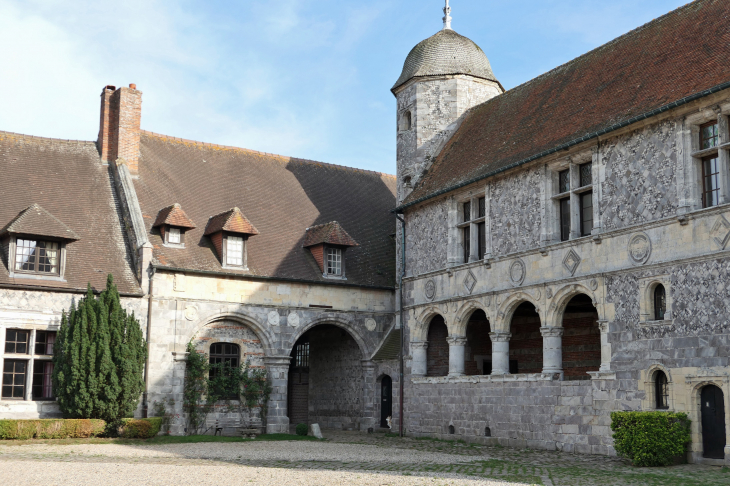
[295,423,308,436]
[120,417,163,439]
[0,419,106,440]
[611,411,691,467]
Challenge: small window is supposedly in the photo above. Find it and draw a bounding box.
[463,226,471,262]
[700,121,719,150]
[477,222,486,260]
[34,331,56,355]
[326,247,342,276]
[558,169,570,193]
[294,342,310,368]
[2,359,27,399]
[226,236,244,266]
[655,370,669,409]
[559,197,570,241]
[399,111,412,131]
[463,201,471,223]
[654,284,666,321]
[702,156,720,208]
[580,191,593,237]
[579,162,592,187]
[32,361,54,400]
[403,175,412,188]
[5,329,29,354]
[168,227,181,244]
[477,197,485,218]
[14,239,59,274]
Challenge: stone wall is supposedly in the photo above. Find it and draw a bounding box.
[489,167,543,257]
[405,200,448,277]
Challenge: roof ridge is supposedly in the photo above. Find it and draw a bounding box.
[0,129,95,145]
[141,129,396,179]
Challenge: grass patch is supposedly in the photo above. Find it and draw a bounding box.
[254,433,323,442]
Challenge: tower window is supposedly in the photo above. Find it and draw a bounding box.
[654,370,669,409]
[654,284,666,320]
[399,111,412,131]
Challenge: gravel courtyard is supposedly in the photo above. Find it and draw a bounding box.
[0,431,727,486]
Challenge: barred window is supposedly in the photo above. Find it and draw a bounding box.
[326,247,342,276]
[226,236,244,266]
[5,329,29,354]
[14,239,59,274]
[294,342,309,368]
[654,371,669,409]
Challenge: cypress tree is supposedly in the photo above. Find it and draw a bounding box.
[53,275,146,425]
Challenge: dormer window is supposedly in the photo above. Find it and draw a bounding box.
[204,207,259,270]
[326,247,342,276]
[168,227,181,244]
[226,236,244,266]
[153,204,196,248]
[302,221,358,280]
[15,239,59,274]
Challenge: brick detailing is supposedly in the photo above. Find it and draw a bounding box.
[426,315,449,377]
[509,303,543,374]
[561,313,601,378]
[194,321,264,368]
[406,200,448,276]
[464,310,491,376]
[489,167,543,256]
[309,244,324,272]
[98,85,142,174]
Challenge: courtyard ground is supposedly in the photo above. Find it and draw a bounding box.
[0,430,728,486]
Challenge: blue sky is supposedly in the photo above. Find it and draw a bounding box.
[0,0,688,174]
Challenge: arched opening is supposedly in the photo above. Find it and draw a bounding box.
[380,375,392,428]
[701,385,726,459]
[509,302,542,374]
[426,315,449,376]
[654,284,667,320]
[654,370,669,409]
[287,324,363,431]
[562,294,600,379]
[399,110,412,131]
[464,309,492,375]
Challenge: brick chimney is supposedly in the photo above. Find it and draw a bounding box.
[98,84,142,175]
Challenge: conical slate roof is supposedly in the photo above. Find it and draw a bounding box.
[392,29,498,92]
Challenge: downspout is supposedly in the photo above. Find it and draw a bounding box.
[143,266,155,418]
[395,214,406,437]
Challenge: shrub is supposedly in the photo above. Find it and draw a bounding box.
[611,411,691,467]
[120,418,163,439]
[295,423,308,436]
[0,419,105,440]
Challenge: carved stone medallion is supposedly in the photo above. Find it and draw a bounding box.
[267,310,280,326]
[424,279,436,301]
[463,271,477,294]
[546,288,553,300]
[589,278,599,291]
[563,249,581,276]
[365,318,377,332]
[509,259,526,286]
[710,215,730,249]
[183,306,198,321]
[627,232,652,265]
[287,312,299,327]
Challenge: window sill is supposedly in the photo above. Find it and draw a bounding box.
[8,272,66,282]
[221,265,249,271]
[691,142,729,158]
[163,242,185,249]
[322,274,347,281]
[638,319,673,328]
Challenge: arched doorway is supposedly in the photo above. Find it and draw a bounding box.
[426,315,449,376]
[287,324,363,430]
[562,294,600,379]
[701,385,726,459]
[380,375,392,428]
[464,309,491,375]
[509,302,542,374]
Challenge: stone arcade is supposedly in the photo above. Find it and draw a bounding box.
[1,0,730,466]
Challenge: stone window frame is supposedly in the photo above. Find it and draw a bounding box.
[7,236,67,282]
[642,364,675,411]
[678,106,730,215]
[546,153,599,244]
[455,190,488,264]
[0,326,58,403]
[399,110,412,132]
[638,274,673,325]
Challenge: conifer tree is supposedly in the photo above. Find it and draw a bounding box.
[53,275,146,425]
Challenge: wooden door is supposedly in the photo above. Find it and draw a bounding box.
[701,385,726,459]
[288,369,309,426]
[380,375,392,428]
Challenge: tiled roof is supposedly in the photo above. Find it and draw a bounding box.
[393,29,498,92]
[0,131,141,294]
[303,221,358,248]
[372,327,401,361]
[401,0,730,209]
[1,204,80,240]
[134,132,397,287]
[152,203,196,229]
[204,207,259,236]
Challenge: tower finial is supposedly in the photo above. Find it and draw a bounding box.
[443,0,452,30]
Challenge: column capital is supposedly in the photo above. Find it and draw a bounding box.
[446,336,467,346]
[264,355,292,367]
[597,320,609,333]
[540,326,564,337]
[489,332,511,342]
[410,341,429,350]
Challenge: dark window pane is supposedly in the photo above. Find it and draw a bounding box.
[32,361,55,400]
[477,222,486,260]
[463,226,470,262]
[655,371,669,409]
[1,360,27,399]
[463,201,471,222]
[654,285,666,321]
[580,191,593,237]
[15,239,37,272]
[703,156,720,208]
[5,330,29,354]
[35,331,56,355]
[558,170,570,193]
[559,198,571,241]
[700,121,719,150]
[579,163,592,187]
[478,197,485,218]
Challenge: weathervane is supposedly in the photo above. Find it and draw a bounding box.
[443,0,452,30]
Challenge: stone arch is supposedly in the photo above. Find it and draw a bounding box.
[495,292,541,332]
[411,306,445,342]
[453,300,490,337]
[690,380,729,460]
[546,284,601,329]
[644,363,674,410]
[289,315,370,358]
[189,311,275,357]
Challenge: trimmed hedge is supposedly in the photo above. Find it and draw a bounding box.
[0,419,105,440]
[295,423,308,436]
[611,411,691,467]
[120,418,163,439]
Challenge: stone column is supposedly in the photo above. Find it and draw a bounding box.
[360,360,377,431]
[489,332,511,375]
[170,351,189,436]
[446,336,467,376]
[598,320,611,372]
[410,341,428,376]
[540,326,564,375]
[264,356,291,434]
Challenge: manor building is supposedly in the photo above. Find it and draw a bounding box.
[1,0,729,466]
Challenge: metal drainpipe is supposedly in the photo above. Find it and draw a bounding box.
[143,266,155,418]
[395,214,406,437]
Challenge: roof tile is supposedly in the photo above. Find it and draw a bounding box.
[152,203,196,229]
[303,221,359,247]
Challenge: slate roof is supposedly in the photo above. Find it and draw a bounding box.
[204,207,259,236]
[134,132,397,287]
[152,203,196,229]
[1,204,80,240]
[372,327,401,361]
[400,0,730,209]
[392,29,498,92]
[0,131,141,294]
[303,222,358,248]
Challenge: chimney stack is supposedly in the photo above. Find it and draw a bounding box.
[97,84,142,175]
